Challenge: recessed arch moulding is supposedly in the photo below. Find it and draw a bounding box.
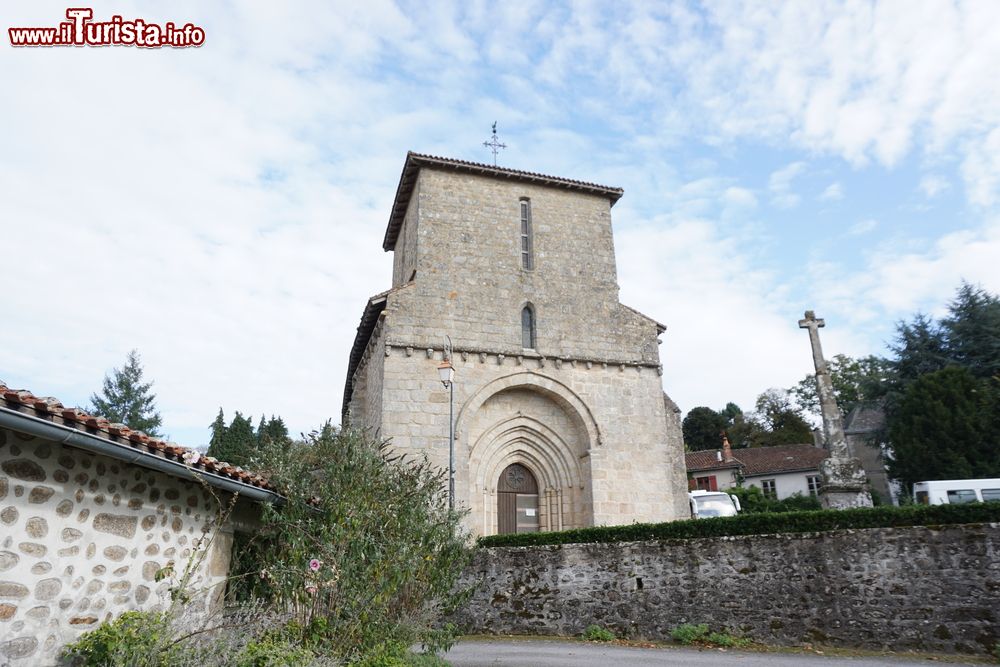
[457,372,598,535]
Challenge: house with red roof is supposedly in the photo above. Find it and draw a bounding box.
[685,437,829,501]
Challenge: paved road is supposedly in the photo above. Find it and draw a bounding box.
[445,638,983,667]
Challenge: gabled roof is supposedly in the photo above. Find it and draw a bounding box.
[383,152,625,251]
[341,287,395,420]
[0,382,277,496]
[686,444,829,477]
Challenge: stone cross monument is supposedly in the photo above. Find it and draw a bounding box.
[798,310,873,509]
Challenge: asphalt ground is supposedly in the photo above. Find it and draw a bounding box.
[444,637,987,667]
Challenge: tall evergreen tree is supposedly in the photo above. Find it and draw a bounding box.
[89,349,163,436]
[887,367,1000,490]
[889,313,949,387]
[941,282,1000,379]
[207,408,227,455]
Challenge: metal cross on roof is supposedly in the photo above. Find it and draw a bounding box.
[483,121,507,166]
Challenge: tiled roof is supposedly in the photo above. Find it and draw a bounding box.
[687,444,829,476]
[685,449,741,472]
[383,152,625,251]
[0,382,275,492]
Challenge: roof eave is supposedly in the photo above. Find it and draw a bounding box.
[382,152,625,251]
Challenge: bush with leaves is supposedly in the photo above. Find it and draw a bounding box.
[727,485,821,514]
[233,425,471,664]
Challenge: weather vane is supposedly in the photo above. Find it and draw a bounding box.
[483,122,506,166]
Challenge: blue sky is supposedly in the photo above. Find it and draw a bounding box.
[2,1,998,448]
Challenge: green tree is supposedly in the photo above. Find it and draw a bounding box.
[887,367,1000,491]
[682,407,727,451]
[208,408,226,452]
[207,411,256,467]
[890,313,949,388]
[749,389,814,447]
[89,349,163,436]
[790,354,892,418]
[941,282,1000,379]
[257,415,291,451]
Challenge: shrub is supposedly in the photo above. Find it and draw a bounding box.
[477,501,1000,548]
[670,623,709,645]
[727,486,821,513]
[670,624,749,648]
[232,637,314,667]
[232,426,472,662]
[582,624,616,642]
[62,610,172,666]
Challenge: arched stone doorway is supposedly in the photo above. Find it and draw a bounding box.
[497,463,539,534]
[459,373,597,536]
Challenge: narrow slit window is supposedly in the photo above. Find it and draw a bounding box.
[521,304,536,349]
[520,199,533,270]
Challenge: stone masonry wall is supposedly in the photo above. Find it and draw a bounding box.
[349,165,691,534]
[455,524,1000,655]
[0,429,234,665]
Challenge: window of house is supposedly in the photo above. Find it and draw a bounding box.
[807,475,821,496]
[695,475,718,492]
[521,304,536,349]
[520,198,533,270]
[761,479,777,499]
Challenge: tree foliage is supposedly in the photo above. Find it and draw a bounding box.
[89,349,163,436]
[231,426,471,663]
[883,283,1000,489]
[790,354,892,418]
[887,367,1000,489]
[682,407,727,451]
[750,389,814,446]
[206,410,280,468]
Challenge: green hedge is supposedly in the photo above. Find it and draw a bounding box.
[476,502,1000,548]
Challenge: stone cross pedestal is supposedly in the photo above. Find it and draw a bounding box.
[798,310,872,510]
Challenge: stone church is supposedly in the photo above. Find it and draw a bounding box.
[343,153,689,536]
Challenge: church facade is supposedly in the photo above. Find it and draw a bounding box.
[343,153,689,535]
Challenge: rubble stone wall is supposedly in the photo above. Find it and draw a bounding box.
[456,524,1000,655]
[0,428,233,665]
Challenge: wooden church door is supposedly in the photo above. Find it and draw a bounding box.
[497,463,540,534]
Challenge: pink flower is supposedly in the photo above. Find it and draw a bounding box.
[305,585,318,595]
[308,558,321,572]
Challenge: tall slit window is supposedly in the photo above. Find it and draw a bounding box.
[520,198,533,270]
[521,304,536,349]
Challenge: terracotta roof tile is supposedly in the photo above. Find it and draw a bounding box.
[687,444,829,476]
[0,381,274,492]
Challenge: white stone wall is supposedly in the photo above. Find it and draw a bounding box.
[0,428,233,665]
[744,470,819,500]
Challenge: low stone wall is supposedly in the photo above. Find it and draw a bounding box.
[0,428,234,665]
[454,524,1000,654]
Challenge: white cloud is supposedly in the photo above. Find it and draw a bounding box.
[847,218,878,236]
[768,161,805,209]
[722,186,758,209]
[919,174,951,198]
[962,127,1000,208]
[820,182,844,201]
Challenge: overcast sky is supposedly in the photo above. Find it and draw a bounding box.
[3,1,999,448]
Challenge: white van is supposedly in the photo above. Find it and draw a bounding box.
[688,490,741,519]
[912,479,1000,505]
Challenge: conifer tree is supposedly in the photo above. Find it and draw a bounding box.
[207,408,227,457]
[89,349,163,436]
